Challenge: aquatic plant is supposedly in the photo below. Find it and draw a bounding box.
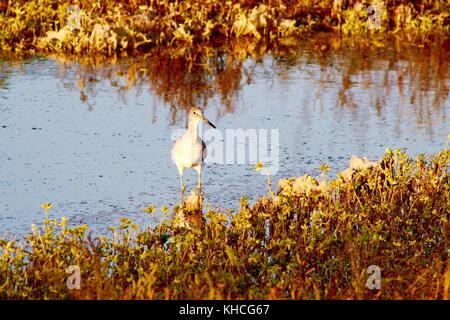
[0,0,448,56]
[1,147,448,299]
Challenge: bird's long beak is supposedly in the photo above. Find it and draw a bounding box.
[201,115,216,129]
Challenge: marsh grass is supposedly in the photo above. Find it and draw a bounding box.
[0,0,448,55]
[1,148,449,299]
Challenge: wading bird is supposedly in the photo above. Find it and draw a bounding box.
[171,107,216,196]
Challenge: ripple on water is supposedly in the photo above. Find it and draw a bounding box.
[0,42,449,237]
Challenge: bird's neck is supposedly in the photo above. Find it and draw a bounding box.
[188,118,199,139]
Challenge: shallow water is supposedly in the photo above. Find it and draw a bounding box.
[1,39,449,237]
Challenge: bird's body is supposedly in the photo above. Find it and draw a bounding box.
[171,107,215,194]
[171,133,206,171]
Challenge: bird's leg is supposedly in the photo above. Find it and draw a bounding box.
[180,175,185,195]
[196,166,202,194]
[194,165,203,211]
[180,174,185,196]
[178,167,185,205]
[179,176,185,208]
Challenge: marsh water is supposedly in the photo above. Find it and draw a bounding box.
[1,37,449,237]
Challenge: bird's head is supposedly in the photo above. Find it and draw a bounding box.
[189,107,216,129]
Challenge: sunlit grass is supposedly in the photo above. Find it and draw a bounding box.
[0,0,448,56]
[1,147,449,299]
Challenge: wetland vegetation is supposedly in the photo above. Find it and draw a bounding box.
[0,0,449,300]
[0,147,449,299]
[0,0,448,56]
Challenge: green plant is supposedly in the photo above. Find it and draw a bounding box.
[1,147,448,299]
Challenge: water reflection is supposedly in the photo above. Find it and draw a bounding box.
[0,35,448,237]
[23,35,446,127]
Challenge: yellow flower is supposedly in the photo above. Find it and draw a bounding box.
[40,202,52,210]
[161,206,169,214]
[255,161,264,172]
[142,205,156,214]
[319,163,330,173]
[119,217,131,224]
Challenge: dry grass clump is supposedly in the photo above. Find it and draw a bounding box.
[1,147,448,299]
[0,0,448,55]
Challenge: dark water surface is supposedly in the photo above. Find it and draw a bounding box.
[1,38,448,236]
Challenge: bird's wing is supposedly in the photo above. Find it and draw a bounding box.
[171,137,184,161]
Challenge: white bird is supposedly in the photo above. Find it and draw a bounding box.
[171,107,216,195]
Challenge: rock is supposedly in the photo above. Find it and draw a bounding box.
[349,155,378,170]
[279,175,325,196]
[184,190,202,212]
[338,167,354,182]
[339,155,379,182]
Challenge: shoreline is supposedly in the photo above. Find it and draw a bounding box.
[0,0,448,56]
